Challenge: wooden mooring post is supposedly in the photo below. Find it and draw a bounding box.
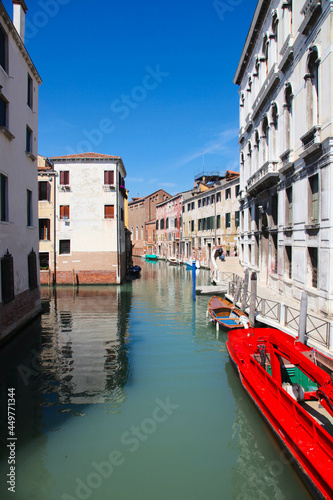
[233,278,242,307]
[241,269,249,312]
[298,291,308,344]
[249,272,257,325]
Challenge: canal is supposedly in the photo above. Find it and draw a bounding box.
[0,260,312,500]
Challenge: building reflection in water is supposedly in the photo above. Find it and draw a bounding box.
[40,285,132,409]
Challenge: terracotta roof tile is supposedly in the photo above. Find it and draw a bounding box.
[50,152,121,160]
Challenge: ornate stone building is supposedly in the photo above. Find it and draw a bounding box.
[234,0,333,316]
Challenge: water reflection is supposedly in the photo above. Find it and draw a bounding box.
[225,361,312,500]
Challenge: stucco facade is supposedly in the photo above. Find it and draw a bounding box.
[49,153,127,285]
[181,172,240,265]
[0,1,42,342]
[235,0,333,316]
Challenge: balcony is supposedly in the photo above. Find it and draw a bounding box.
[102,184,115,191]
[299,0,321,35]
[300,125,321,159]
[252,63,280,119]
[279,34,294,72]
[279,148,294,174]
[246,161,279,195]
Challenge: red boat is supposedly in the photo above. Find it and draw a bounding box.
[227,327,333,500]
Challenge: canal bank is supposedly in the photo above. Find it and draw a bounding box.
[0,261,311,499]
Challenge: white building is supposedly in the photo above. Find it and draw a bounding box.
[49,153,127,285]
[0,0,42,342]
[234,0,333,317]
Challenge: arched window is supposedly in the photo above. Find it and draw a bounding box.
[271,10,279,64]
[254,129,260,171]
[270,103,278,159]
[284,83,293,150]
[261,116,269,163]
[240,151,245,191]
[305,46,319,129]
[247,142,252,177]
[262,33,269,76]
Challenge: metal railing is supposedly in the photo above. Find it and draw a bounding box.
[226,274,332,350]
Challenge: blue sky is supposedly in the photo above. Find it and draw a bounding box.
[4,0,257,198]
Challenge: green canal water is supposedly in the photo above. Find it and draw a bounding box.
[0,261,312,500]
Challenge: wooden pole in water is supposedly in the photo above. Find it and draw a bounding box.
[192,260,196,302]
[233,278,242,307]
[249,272,257,325]
[298,291,308,344]
[241,269,249,312]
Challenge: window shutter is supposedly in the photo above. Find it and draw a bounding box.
[104,171,114,185]
[60,171,65,185]
[105,205,114,219]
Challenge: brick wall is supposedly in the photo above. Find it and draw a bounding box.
[0,288,41,344]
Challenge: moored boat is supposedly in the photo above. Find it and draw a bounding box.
[145,254,158,261]
[168,258,178,266]
[207,296,250,331]
[227,327,333,500]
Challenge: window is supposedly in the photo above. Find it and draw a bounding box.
[191,220,194,232]
[156,220,159,230]
[216,215,221,229]
[216,192,221,202]
[286,187,292,226]
[309,174,319,223]
[272,194,278,227]
[285,246,292,279]
[39,252,49,270]
[59,240,70,255]
[104,205,114,219]
[174,217,177,228]
[39,219,50,240]
[1,250,14,304]
[191,202,195,210]
[235,185,240,197]
[225,213,231,229]
[198,199,201,208]
[225,188,231,200]
[0,95,7,128]
[26,126,32,153]
[0,173,8,222]
[211,195,215,204]
[187,204,191,211]
[160,219,164,230]
[60,205,70,220]
[60,171,70,185]
[284,83,293,151]
[306,47,319,129]
[27,74,33,109]
[28,250,38,290]
[235,211,240,228]
[308,247,318,288]
[104,170,114,185]
[0,24,7,72]
[166,218,169,229]
[255,235,260,267]
[27,189,32,226]
[38,181,49,201]
[271,234,278,274]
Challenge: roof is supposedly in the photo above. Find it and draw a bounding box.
[128,189,172,206]
[0,1,42,84]
[233,0,270,86]
[50,152,121,160]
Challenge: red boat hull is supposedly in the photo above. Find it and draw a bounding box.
[227,327,333,500]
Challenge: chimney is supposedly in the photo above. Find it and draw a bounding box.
[12,0,28,43]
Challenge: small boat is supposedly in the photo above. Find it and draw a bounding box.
[227,327,333,500]
[207,296,250,331]
[145,254,158,261]
[168,258,178,266]
[185,261,194,270]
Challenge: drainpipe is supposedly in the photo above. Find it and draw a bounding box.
[116,160,121,284]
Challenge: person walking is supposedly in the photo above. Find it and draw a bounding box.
[226,243,230,257]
